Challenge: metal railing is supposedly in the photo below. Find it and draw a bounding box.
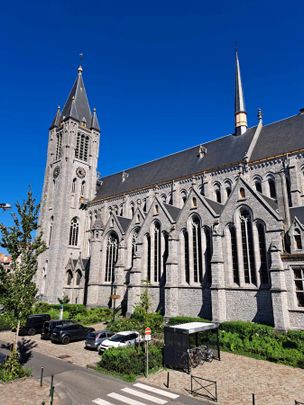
[190,375,218,402]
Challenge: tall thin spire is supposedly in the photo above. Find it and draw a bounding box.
[234,50,248,135]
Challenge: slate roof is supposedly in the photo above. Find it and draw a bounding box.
[116,216,131,233]
[257,192,279,213]
[290,206,304,225]
[164,203,181,221]
[204,196,224,215]
[93,114,304,203]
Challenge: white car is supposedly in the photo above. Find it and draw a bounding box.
[98,331,141,353]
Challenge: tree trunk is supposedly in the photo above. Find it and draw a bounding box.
[14,319,20,351]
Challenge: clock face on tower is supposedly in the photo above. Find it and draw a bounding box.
[53,166,60,178]
[76,167,86,179]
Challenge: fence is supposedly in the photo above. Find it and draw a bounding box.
[190,375,218,402]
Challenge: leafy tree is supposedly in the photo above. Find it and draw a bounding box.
[0,190,47,349]
[58,295,70,305]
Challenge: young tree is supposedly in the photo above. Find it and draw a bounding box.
[0,190,47,349]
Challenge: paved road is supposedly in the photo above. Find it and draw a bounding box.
[0,340,208,405]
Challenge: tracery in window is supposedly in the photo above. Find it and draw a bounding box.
[153,222,161,282]
[229,224,239,284]
[69,217,79,246]
[55,132,62,160]
[240,209,256,285]
[105,232,118,282]
[75,133,89,161]
[192,216,203,283]
[204,226,212,284]
[146,233,151,282]
[182,229,190,284]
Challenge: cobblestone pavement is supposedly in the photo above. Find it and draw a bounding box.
[139,351,304,405]
[0,377,59,405]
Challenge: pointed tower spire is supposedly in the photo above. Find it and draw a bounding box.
[61,65,92,123]
[91,107,100,131]
[234,50,248,135]
[49,106,61,129]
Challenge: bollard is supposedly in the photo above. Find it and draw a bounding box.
[40,367,44,387]
[166,371,170,388]
[252,393,255,405]
[41,402,45,405]
[49,375,54,396]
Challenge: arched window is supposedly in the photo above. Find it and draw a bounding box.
[154,205,159,215]
[192,197,197,208]
[162,231,169,283]
[131,228,139,265]
[76,270,82,286]
[49,216,54,246]
[153,222,161,282]
[255,179,262,193]
[229,224,239,284]
[268,177,276,199]
[66,270,73,286]
[204,227,212,284]
[286,175,292,207]
[146,234,151,282]
[294,229,302,250]
[214,184,222,203]
[240,187,246,199]
[105,232,118,282]
[225,182,232,198]
[182,229,190,284]
[143,199,147,213]
[72,178,77,193]
[55,132,62,160]
[161,194,167,203]
[80,181,85,196]
[130,202,135,218]
[181,190,187,205]
[69,217,79,246]
[75,133,89,161]
[120,204,124,216]
[240,209,256,285]
[199,184,205,196]
[192,216,203,283]
[257,222,268,284]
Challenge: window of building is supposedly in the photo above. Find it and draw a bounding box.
[69,217,79,246]
[76,270,82,286]
[294,229,302,250]
[66,270,73,286]
[293,267,304,307]
[240,209,256,285]
[181,190,187,205]
[55,132,62,160]
[182,229,190,284]
[154,204,159,215]
[80,181,85,196]
[214,184,222,203]
[286,175,292,207]
[143,199,147,213]
[225,183,232,198]
[162,231,169,284]
[105,232,118,282]
[49,216,54,246]
[120,204,124,216]
[192,197,197,208]
[255,179,262,193]
[72,178,77,193]
[204,227,212,284]
[131,228,139,265]
[192,216,203,283]
[268,177,276,199]
[240,187,246,199]
[75,133,89,161]
[153,222,161,282]
[199,184,205,196]
[161,194,167,203]
[257,222,269,284]
[229,224,239,284]
[146,233,151,282]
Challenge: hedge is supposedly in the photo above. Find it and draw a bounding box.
[99,344,163,376]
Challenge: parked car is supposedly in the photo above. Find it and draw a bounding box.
[19,314,51,336]
[41,319,75,340]
[85,330,115,351]
[98,331,141,353]
[51,323,95,344]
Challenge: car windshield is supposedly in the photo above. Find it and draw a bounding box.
[109,334,127,342]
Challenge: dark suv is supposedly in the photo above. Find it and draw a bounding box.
[19,314,51,336]
[51,324,95,344]
[41,320,74,340]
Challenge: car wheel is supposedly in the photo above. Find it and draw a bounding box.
[28,328,36,336]
[62,335,70,344]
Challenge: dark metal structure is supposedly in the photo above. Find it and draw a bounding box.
[164,322,220,371]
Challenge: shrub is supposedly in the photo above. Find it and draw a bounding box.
[0,313,15,331]
[99,343,163,376]
[0,350,31,382]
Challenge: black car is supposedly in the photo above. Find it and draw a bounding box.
[19,314,51,336]
[41,319,75,340]
[51,323,95,344]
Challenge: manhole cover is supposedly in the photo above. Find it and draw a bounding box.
[57,354,71,359]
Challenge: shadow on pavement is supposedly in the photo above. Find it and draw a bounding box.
[0,338,37,365]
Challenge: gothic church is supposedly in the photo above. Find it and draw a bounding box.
[37,54,304,330]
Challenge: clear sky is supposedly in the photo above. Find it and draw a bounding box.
[1,0,304,227]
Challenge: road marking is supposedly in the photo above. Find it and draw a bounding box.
[133,383,179,399]
[121,387,167,404]
[108,392,147,405]
[92,399,115,405]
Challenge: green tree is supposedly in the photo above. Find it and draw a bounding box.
[0,190,47,349]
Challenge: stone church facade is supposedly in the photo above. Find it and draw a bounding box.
[37,54,304,330]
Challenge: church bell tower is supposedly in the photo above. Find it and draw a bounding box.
[37,66,100,303]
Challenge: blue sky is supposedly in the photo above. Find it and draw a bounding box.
[1,0,304,227]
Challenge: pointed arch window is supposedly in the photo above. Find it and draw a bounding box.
[240,209,256,285]
[182,229,190,284]
[286,174,292,207]
[131,228,139,266]
[229,224,239,284]
[181,190,187,205]
[80,181,85,196]
[66,270,73,286]
[105,232,118,282]
[162,231,169,284]
[69,217,79,246]
[49,216,54,246]
[72,178,77,193]
[204,226,212,284]
[146,233,151,282]
[214,184,222,203]
[268,177,276,199]
[153,222,161,282]
[192,197,197,208]
[255,179,262,193]
[76,270,82,286]
[294,229,302,250]
[75,133,89,161]
[225,182,232,198]
[192,216,203,283]
[257,222,269,284]
[55,132,62,160]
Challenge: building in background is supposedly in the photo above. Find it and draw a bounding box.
[37,53,304,330]
[0,253,12,272]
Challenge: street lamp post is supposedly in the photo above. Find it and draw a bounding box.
[112,283,117,322]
